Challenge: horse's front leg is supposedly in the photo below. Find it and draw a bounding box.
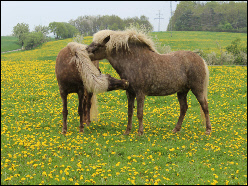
[124,91,135,135]
[136,93,145,136]
[60,92,68,134]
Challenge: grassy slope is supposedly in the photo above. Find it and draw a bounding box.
[150,31,247,56]
[1,36,22,52]
[1,32,247,185]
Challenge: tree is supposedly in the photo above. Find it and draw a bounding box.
[23,31,45,50]
[168,1,247,32]
[34,25,49,37]
[49,22,78,39]
[12,23,30,46]
[69,15,153,35]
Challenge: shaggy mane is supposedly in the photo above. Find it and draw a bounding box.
[93,29,159,54]
[67,42,109,94]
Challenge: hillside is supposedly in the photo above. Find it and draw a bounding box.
[151,31,247,55]
[1,36,22,52]
[1,31,247,64]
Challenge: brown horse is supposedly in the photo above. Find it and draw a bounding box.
[86,29,211,135]
[55,42,129,134]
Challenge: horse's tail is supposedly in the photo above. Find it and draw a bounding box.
[90,93,98,121]
[68,42,109,94]
[200,59,209,126]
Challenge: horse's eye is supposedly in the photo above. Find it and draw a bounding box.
[92,47,98,53]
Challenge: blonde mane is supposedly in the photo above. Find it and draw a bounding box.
[93,29,159,54]
[67,42,109,94]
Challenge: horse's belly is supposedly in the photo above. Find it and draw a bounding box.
[147,89,177,96]
[146,80,188,96]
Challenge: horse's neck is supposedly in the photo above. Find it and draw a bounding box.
[107,55,123,74]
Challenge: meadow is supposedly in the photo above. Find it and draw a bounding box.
[1,32,247,185]
[1,36,22,53]
[151,31,247,56]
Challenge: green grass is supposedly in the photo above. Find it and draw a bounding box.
[1,33,247,185]
[150,31,247,56]
[1,36,22,52]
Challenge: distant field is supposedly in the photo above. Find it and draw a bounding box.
[1,36,22,52]
[1,31,247,56]
[150,31,247,56]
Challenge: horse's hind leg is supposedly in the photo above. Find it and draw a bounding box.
[193,92,211,135]
[172,91,189,133]
[61,92,68,134]
[78,90,85,133]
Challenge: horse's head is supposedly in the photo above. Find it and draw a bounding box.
[86,35,110,61]
[106,74,129,91]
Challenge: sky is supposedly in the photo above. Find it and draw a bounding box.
[1,1,179,36]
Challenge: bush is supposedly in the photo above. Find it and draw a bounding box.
[226,38,247,65]
[73,34,85,44]
[23,32,45,50]
[193,49,235,65]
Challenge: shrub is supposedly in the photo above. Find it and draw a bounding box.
[23,31,45,50]
[226,38,247,65]
[73,34,85,44]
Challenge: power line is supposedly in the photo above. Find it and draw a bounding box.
[154,10,164,32]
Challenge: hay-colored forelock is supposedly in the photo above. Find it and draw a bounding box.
[93,29,158,54]
[67,42,109,94]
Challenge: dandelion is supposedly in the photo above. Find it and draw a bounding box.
[42,171,47,176]
[213,174,218,179]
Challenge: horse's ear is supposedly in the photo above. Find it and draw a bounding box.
[103,35,110,45]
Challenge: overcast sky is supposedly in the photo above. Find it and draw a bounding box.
[1,1,179,36]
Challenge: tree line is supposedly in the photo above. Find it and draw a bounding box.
[12,15,152,49]
[68,15,153,36]
[168,1,247,33]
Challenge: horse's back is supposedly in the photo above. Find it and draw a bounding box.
[55,46,83,93]
[142,50,207,96]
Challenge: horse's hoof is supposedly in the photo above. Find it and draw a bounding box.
[61,131,67,135]
[137,132,144,136]
[123,130,130,135]
[205,130,211,135]
[172,128,180,133]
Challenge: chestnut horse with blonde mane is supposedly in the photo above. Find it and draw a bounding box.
[55,42,129,134]
[86,29,211,135]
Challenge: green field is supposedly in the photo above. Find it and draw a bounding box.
[1,36,22,53]
[151,31,247,56]
[1,32,247,185]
